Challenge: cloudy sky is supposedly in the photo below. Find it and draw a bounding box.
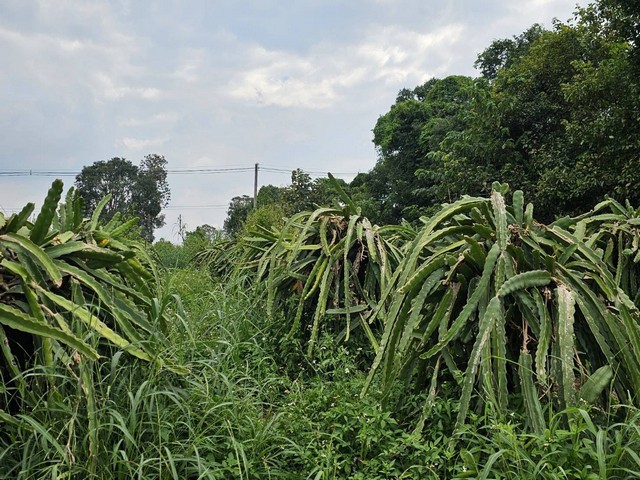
[0,0,587,241]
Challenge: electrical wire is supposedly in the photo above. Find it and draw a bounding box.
[0,164,363,213]
[0,165,361,177]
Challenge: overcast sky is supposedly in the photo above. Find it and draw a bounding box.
[0,0,588,241]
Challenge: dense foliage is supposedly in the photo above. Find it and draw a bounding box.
[0,181,182,476]
[352,4,640,225]
[366,183,640,431]
[218,176,414,355]
[224,169,350,237]
[4,179,640,478]
[154,224,223,269]
[75,155,170,242]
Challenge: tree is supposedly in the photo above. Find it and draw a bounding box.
[75,158,138,221]
[282,169,315,210]
[474,24,546,80]
[223,170,349,236]
[154,224,223,269]
[367,2,640,223]
[597,0,640,67]
[75,155,170,242]
[223,195,253,237]
[475,7,640,218]
[281,169,347,212]
[359,76,475,224]
[134,154,170,242]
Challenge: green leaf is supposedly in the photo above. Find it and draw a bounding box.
[89,194,112,230]
[497,270,551,297]
[0,408,20,426]
[519,350,545,434]
[0,303,99,360]
[0,233,63,287]
[456,295,502,428]
[491,189,508,251]
[4,203,35,233]
[30,179,64,245]
[45,241,87,259]
[327,172,358,214]
[557,285,577,408]
[513,190,524,225]
[423,242,500,359]
[41,290,152,362]
[533,289,551,382]
[578,365,613,404]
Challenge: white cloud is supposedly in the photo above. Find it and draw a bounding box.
[93,74,162,101]
[227,23,464,109]
[173,48,208,84]
[0,0,590,243]
[119,112,180,127]
[118,136,165,151]
[58,39,84,51]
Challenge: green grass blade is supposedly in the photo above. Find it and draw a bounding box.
[40,290,151,362]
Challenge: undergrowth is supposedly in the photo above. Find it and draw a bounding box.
[2,267,640,478]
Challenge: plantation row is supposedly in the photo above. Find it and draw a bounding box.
[1,180,640,478]
[213,178,640,424]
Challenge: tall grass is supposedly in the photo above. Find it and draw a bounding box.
[0,268,300,479]
[2,266,640,479]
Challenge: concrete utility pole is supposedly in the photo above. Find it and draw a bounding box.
[253,163,259,209]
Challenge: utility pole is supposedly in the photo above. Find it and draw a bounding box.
[253,163,259,209]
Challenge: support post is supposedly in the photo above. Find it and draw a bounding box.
[253,163,259,209]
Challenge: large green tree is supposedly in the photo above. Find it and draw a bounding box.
[473,5,640,218]
[358,1,640,224]
[75,155,170,242]
[356,76,475,224]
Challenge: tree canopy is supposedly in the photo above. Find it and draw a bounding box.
[75,155,170,242]
[352,2,640,225]
[220,1,639,230]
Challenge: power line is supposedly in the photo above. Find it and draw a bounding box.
[0,167,256,177]
[260,167,359,176]
[0,164,363,214]
[167,167,254,174]
[0,165,361,178]
[164,204,227,210]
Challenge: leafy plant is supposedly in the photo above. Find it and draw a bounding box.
[0,180,179,418]
[364,183,640,430]
[228,175,414,355]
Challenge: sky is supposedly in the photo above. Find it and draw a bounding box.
[0,0,589,242]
